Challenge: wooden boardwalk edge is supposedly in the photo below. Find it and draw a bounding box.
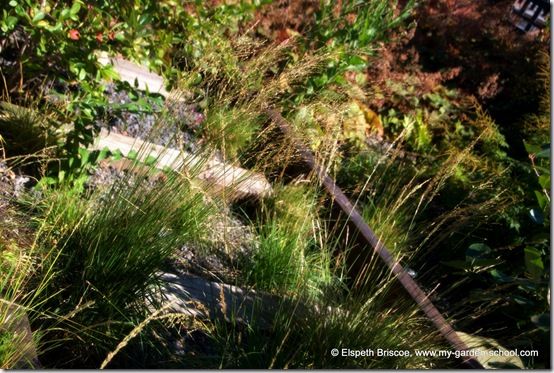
[91,129,272,200]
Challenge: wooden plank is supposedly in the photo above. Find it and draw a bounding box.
[97,53,169,97]
[267,109,484,369]
[94,55,271,199]
[91,129,272,200]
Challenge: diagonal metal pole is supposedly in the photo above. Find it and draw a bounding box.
[267,108,484,369]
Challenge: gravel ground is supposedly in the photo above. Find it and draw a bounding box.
[84,159,167,194]
[96,84,204,152]
[170,211,257,285]
[0,161,35,200]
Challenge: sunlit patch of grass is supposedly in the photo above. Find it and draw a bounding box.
[0,101,65,158]
[240,183,334,298]
[175,33,334,162]
[201,106,263,160]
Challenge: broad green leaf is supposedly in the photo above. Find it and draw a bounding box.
[346,54,366,70]
[127,150,139,160]
[490,269,513,283]
[5,15,18,28]
[99,65,120,81]
[524,141,541,154]
[97,148,109,162]
[538,174,550,190]
[60,8,70,19]
[524,246,544,280]
[145,155,157,166]
[536,146,550,158]
[32,11,45,23]
[70,2,81,16]
[111,149,123,161]
[78,147,90,165]
[534,191,548,210]
[530,313,550,332]
[466,243,491,261]
[36,20,49,28]
[529,208,544,225]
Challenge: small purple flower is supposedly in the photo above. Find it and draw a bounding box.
[193,112,205,127]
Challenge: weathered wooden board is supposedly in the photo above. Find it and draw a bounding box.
[91,129,272,200]
[97,53,169,97]
[95,54,271,199]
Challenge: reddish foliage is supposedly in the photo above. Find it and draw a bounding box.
[68,29,80,40]
[411,0,549,101]
[246,0,548,129]
[407,0,549,154]
[246,0,319,42]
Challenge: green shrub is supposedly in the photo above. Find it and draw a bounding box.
[292,0,414,103]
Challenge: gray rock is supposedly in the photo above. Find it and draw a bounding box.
[158,272,285,330]
[0,303,42,369]
[13,176,31,198]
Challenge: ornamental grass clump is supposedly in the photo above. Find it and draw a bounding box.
[31,159,216,367]
[241,183,334,297]
[203,264,447,369]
